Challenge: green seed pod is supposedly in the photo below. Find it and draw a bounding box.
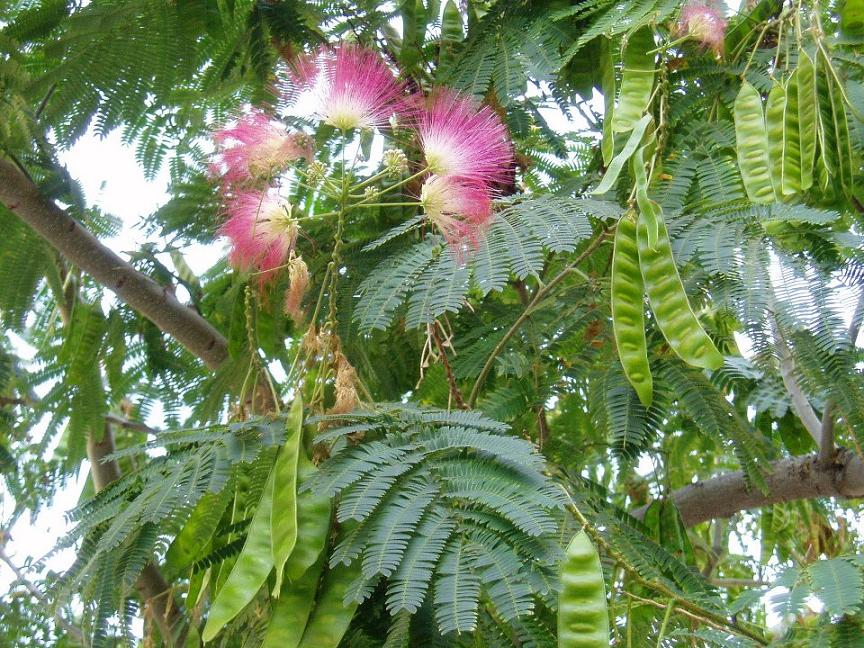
[593,113,652,195]
[636,212,724,371]
[612,27,656,133]
[272,397,304,593]
[765,81,788,196]
[284,456,332,582]
[558,530,610,648]
[733,81,775,204]
[600,37,616,166]
[782,71,803,195]
[796,52,817,190]
[612,212,652,407]
[632,143,659,249]
[298,561,362,648]
[262,557,323,648]
[202,465,277,642]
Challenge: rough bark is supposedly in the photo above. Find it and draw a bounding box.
[634,449,864,527]
[87,424,186,644]
[0,157,228,370]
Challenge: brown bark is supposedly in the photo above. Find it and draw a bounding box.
[0,157,228,370]
[87,422,186,644]
[634,449,864,527]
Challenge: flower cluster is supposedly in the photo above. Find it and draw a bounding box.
[414,90,513,246]
[209,42,514,296]
[677,1,727,53]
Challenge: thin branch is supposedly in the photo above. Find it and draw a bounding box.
[770,312,822,445]
[710,578,770,588]
[430,323,467,410]
[0,546,85,644]
[633,449,864,527]
[0,157,228,369]
[818,287,864,465]
[467,230,609,407]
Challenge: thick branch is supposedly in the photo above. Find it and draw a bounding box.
[87,423,186,644]
[0,157,228,369]
[634,450,864,527]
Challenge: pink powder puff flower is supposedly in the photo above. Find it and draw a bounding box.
[288,44,406,130]
[212,109,313,185]
[413,90,513,185]
[420,175,493,248]
[220,191,298,280]
[677,2,727,53]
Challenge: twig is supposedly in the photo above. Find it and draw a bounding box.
[467,230,609,407]
[0,546,85,644]
[430,323,467,410]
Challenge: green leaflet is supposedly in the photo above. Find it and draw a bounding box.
[636,212,724,371]
[797,52,817,191]
[558,530,610,648]
[202,463,276,642]
[272,397,303,593]
[284,455,332,582]
[783,70,803,196]
[734,81,775,204]
[611,212,652,407]
[593,113,652,195]
[262,556,324,648]
[632,143,659,249]
[612,27,655,133]
[765,81,787,196]
[298,561,362,648]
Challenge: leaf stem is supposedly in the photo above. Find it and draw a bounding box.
[467,230,609,407]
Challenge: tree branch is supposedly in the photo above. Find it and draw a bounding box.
[772,314,822,446]
[0,157,228,370]
[87,422,187,644]
[818,287,864,465]
[633,450,864,527]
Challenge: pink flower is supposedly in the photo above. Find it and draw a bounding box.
[212,109,312,185]
[220,191,298,280]
[678,2,727,52]
[420,175,492,248]
[287,44,406,130]
[413,90,513,185]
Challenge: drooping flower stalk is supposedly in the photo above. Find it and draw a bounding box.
[211,109,312,185]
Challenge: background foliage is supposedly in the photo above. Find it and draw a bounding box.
[1,0,863,646]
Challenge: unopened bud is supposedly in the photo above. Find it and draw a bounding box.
[306,160,327,186]
[382,149,409,178]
